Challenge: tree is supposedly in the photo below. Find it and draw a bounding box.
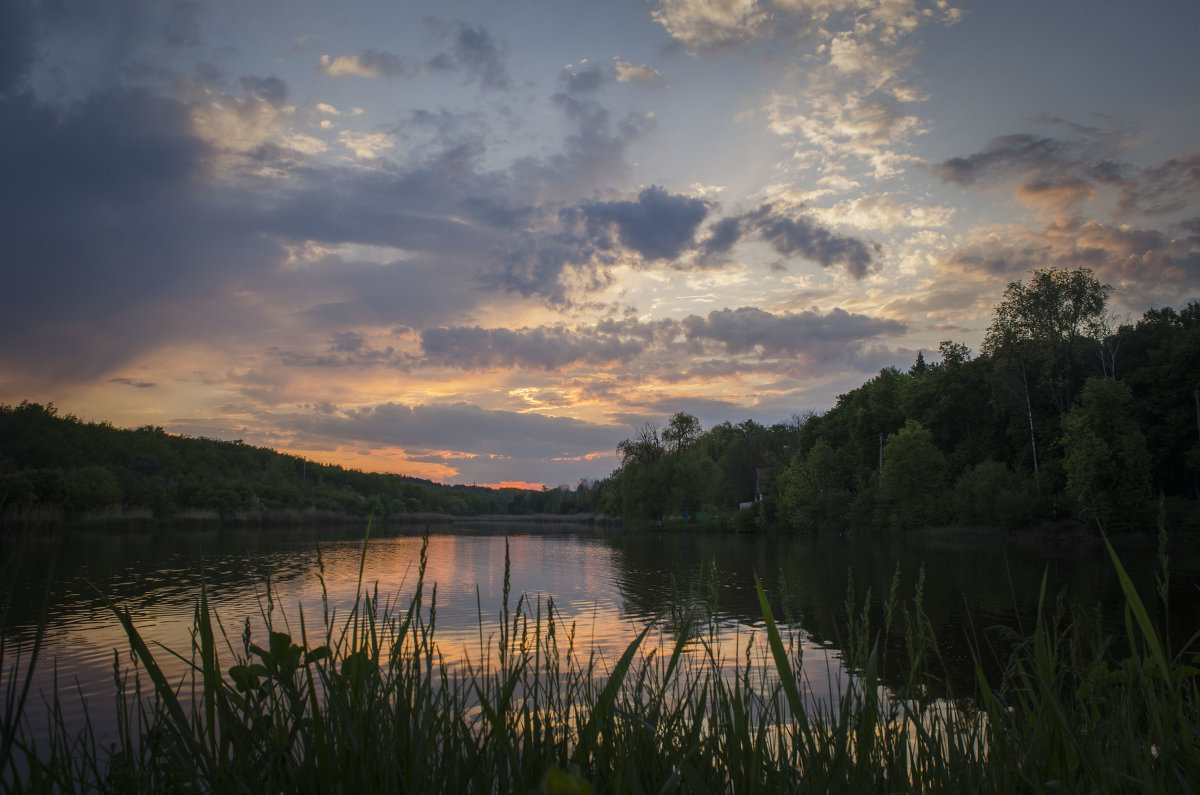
[661,412,702,454]
[981,267,1111,488]
[776,438,851,533]
[1061,378,1151,531]
[983,266,1111,416]
[937,340,971,368]
[879,420,949,531]
[909,351,927,375]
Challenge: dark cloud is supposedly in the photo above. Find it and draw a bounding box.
[485,186,715,303]
[161,0,201,48]
[0,88,283,382]
[330,331,366,353]
[1117,154,1200,217]
[933,131,1140,214]
[744,205,876,278]
[109,377,157,389]
[0,0,35,94]
[1180,217,1200,246]
[419,325,648,370]
[932,129,1200,221]
[318,49,428,79]
[563,65,605,95]
[289,402,618,460]
[318,25,505,88]
[948,242,1050,277]
[935,135,1075,187]
[239,74,288,105]
[453,23,509,90]
[682,306,906,359]
[273,332,397,368]
[579,186,709,261]
[942,218,1200,309]
[700,216,742,258]
[485,235,605,305]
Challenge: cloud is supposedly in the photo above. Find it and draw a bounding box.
[699,216,742,258]
[273,331,398,368]
[0,0,35,94]
[238,75,288,105]
[286,402,618,460]
[109,377,157,389]
[936,126,1200,227]
[939,219,1200,309]
[932,131,1139,216]
[650,0,858,51]
[317,23,507,90]
[1117,153,1200,217]
[0,87,286,382]
[811,193,954,232]
[561,61,665,96]
[767,89,926,179]
[318,50,439,79]
[579,185,709,261]
[936,134,1083,187]
[485,184,709,303]
[681,306,906,360]
[744,205,877,277]
[612,60,664,87]
[420,325,649,370]
[563,65,605,95]
[337,129,395,159]
[744,2,960,186]
[451,22,510,90]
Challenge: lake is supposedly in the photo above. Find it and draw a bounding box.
[3,523,1199,752]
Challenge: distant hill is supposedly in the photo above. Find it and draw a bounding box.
[0,402,608,525]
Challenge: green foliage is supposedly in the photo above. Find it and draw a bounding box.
[952,460,1040,531]
[750,291,1196,534]
[878,420,949,532]
[610,416,774,524]
[0,402,606,523]
[983,266,1111,416]
[776,439,852,533]
[1062,378,1153,530]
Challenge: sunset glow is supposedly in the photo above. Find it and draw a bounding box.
[2,0,1198,487]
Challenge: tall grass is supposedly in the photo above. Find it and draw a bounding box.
[3,528,1198,793]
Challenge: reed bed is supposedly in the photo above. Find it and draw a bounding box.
[2,528,1198,793]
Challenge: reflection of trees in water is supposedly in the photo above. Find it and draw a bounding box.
[0,526,372,638]
[602,532,1200,697]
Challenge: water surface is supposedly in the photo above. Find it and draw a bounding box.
[3,524,1198,749]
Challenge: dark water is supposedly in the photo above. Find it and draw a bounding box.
[3,524,1199,748]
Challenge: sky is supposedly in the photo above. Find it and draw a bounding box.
[2,0,1199,489]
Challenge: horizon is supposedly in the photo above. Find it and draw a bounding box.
[3,0,1199,487]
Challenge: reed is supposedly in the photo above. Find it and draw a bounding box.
[2,528,1197,793]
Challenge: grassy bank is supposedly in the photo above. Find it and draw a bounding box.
[2,532,1198,793]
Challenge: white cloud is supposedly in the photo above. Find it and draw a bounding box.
[613,59,665,86]
[338,129,396,159]
[811,193,954,232]
[190,94,328,171]
[318,54,376,78]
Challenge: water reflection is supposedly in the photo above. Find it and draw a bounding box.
[3,525,1198,752]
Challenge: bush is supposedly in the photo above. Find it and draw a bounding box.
[952,460,1039,531]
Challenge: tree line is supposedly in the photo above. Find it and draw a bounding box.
[605,267,1200,533]
[4,266,1197,533]
[0,404,608,523]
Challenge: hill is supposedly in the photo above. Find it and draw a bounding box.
[0,403,608,525]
